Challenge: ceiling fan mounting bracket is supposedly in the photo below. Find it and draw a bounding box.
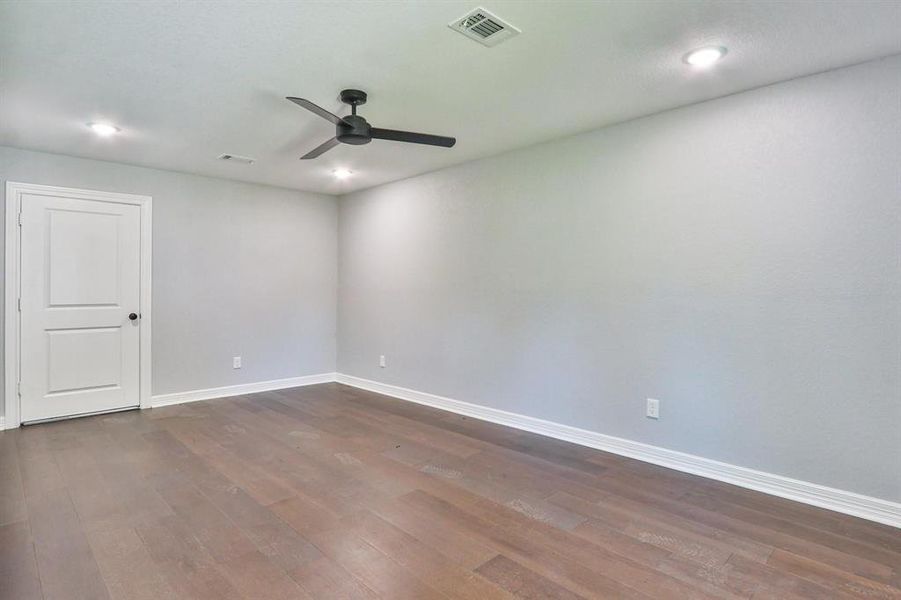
[340,89,368,107]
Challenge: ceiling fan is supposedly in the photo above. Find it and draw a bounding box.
[286,89,456,159]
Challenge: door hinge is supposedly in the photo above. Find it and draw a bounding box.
[17,298,21,312]
[16,382,21,397]
[17,210,22,227]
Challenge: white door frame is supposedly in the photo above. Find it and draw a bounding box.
[4,182,152,428]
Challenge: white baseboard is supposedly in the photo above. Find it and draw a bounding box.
[335,373,900,529]
[151,373,337,408]
[0,416,6,430]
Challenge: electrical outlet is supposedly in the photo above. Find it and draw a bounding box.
[379,355,386,368]
[233,356,242,369]
[646,398,660,419]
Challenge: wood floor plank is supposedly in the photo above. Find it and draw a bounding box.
[550,490,761,566]
[135,515,245,600]
[414,451,589,531]
[16,435,67,500]
[27,491,111,600]
[766,549,901,600]
[163,418,297,505]
[352,509,513,599]
[5,383,898,600]
[400,489,653,599]
[0,433,28,526]
[654,554,760,599]
[366,487,498,570]
[457,493,716,599]
[269,492,346,539]
[620,484,896,584]
[680,490,901,573]
[57,441,174,535]
[151,471,260,564]
[476,554,588,599]
[0,520,43,600]
[309,524,450,600]
[217,550,313,600]
[86,527,179,600]
[726,553,863,599]
[289,555,381,599]
[192,477,323,572]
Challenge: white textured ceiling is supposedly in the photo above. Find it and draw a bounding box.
[1,1,899,195]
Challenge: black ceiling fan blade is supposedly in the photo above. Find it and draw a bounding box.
[300,137,340,159]
[286,97,345,126]
[370,128,456,148]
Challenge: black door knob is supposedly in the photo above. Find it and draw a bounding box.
[128,313,138,321]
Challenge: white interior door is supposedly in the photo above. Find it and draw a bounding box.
[19,192,143,422]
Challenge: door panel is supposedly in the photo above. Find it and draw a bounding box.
[20,193,142,422]
[48,209,121,306]
[47,327,121,393]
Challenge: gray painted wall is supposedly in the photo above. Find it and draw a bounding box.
[338,56,901,501]
[0,147,338,408]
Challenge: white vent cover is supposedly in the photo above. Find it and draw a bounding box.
[449,7,520,47]
[217,153,255,164]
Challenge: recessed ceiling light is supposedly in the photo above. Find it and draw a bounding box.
[332,168,352,179]
[88,122,120,136]
[683,46,727,68]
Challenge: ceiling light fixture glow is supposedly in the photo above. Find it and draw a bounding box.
[88,122,120,136]
[683,46,727,68]
[332,168,353,179]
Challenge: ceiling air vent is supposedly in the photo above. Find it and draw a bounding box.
[217,153,255,164]
[449,7,520,47]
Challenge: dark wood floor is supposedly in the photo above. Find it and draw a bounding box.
[1,383,898,599]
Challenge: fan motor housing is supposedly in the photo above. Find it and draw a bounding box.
[337,115,372,145]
